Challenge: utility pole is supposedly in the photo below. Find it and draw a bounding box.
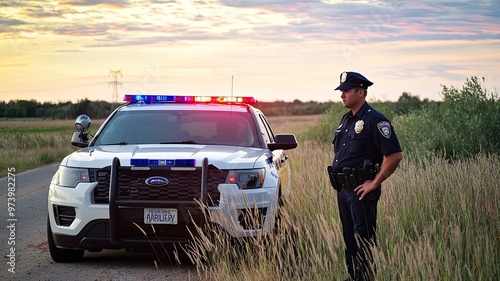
[108,70,122,112]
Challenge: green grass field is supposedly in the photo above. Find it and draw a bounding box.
[1,116,498,280]
[0,119,102,177]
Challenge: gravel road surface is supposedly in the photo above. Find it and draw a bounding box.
[0,163,200,281]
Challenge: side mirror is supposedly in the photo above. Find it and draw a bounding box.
[267,134,298,151]
[71,115,92,148]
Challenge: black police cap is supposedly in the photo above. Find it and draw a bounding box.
[334,71,373,91]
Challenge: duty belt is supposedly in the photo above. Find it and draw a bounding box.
[327,160,378,192]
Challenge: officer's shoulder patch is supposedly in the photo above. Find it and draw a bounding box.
[377,121,391,139]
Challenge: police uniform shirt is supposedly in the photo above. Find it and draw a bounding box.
[332,102,402,173]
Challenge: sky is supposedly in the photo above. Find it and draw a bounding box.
[1,0,499,103]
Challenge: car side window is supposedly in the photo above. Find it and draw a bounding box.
[257,114,275,144]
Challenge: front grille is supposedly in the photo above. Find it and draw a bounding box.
[92,167,111,203]
[91,165,226,206]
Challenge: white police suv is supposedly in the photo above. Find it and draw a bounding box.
[47,95,297,262]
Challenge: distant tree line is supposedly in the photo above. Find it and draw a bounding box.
[256,92,431,118]
[0,99,119,119]
[0,92,430,119]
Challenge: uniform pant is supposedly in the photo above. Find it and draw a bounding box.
[337,187,381,281]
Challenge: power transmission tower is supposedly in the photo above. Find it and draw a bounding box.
[108,70,122,112]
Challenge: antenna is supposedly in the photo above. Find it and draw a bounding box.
[108,70,122,112]
[231,75,234,97]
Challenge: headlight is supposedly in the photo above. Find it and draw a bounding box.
[226,168,265,189]
[51,166,90,188]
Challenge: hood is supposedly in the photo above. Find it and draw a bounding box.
[61,144,270,170]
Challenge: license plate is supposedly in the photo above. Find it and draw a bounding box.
[144,208,178,224]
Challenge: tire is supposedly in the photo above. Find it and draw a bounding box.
[47,217,84,263]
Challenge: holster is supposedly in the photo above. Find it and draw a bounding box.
[327,166,340,191]
[342,167,353,190]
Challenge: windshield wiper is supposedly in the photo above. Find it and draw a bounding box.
[104,141,128,145]
[160,140,198,144]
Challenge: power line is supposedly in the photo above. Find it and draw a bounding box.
[108,70,122,111]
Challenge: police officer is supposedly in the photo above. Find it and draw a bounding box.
[331,71,403,281]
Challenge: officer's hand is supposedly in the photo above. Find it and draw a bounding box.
[354,180,377,200]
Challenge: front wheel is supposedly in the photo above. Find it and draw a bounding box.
[47,217,84,262]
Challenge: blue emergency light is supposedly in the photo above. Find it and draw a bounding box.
[130,158,196,167]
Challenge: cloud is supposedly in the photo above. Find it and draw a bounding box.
[58,0,130,7]
[0,1,29,7]
[0,17,27,34]
[2,0,498,47]
[55,48,83,52]
[387,64,466,81]
[51,23,115,36]
[24,6,65,18]
[0,17,27,27]
[149,0,177,2]
[217,0,500,42]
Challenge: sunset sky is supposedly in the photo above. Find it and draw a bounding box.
[1,0,499,103]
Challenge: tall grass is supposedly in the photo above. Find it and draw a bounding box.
[185,116,499,280]
[376,153,499,280]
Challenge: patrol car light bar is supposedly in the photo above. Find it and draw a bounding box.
[123,95,256,104]
[130,159,196,167]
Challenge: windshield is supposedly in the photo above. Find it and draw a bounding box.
[93,110,260,148]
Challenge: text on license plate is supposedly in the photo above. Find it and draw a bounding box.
[144,208,178,224]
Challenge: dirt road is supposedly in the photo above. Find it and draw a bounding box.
[0,163,199,281]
